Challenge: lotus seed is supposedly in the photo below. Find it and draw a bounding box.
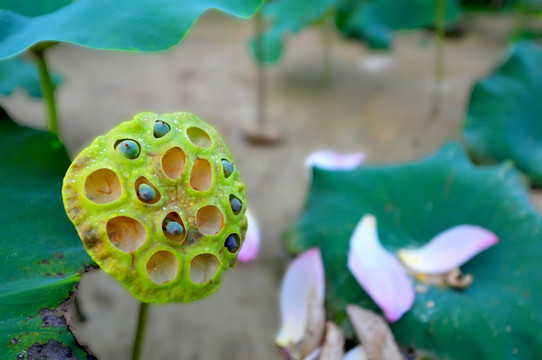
[222,160,234,178]
[138,184,156,202]
[230,196,242,215]
[224,235,239,253]
[154,120,170,138]
[116,140,140,159]
[164,219,184,237]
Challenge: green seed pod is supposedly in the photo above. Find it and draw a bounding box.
[62,112,247,303]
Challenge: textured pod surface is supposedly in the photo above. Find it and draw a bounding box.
[63,112,247,303]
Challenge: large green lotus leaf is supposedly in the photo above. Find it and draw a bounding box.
[251,0,340,63]
[0,57,61,98]
[0,0,262,60]
[0,0,72,17]
[0,108,94,358]
[286,143,542,359]
[464,41,542,186]
[336,0,461,49]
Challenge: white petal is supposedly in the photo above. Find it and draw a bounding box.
[276,248,326,347]
[347,215,414,322]
[398,225,498,274]
[359,55,396,73]
[342,346,368,360]
[305,150,365,171]
[238,209,260,263]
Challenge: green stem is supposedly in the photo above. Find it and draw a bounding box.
[254,9,266,129]
[432,0,446,117]
[33,48,59,136]
[131,302,150,360]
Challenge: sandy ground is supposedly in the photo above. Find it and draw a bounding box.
[3,11,539,360]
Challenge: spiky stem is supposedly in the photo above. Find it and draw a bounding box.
[131,302,149,360]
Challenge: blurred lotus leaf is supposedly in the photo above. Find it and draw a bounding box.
[0,0,263,59]
[465,41,542,185]
[336,0,461,49]
[286,142,542,359]
[0,57,61,98]
[0,108,94,359]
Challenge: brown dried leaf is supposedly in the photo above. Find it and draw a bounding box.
[319,322,345,360]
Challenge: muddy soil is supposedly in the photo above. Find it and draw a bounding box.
[4,11,540,360]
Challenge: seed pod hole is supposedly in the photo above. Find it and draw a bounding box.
[224,234,240,253]
[196,205,224,235]
[153,120,170,138]
[161,147,186,180]
[106,216,147,253]
[187,127,212,148]
[162,212,186,242]
[114,139,141,159]
[222,159,234,178]
[84,168,122,204]
[146,250,178,285]
[134,177,161,204]
[229,195,243,215]
[190,254,219,284]
[190,158,212,191]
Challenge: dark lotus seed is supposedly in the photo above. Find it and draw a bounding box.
[116,140,140,159]
[153,120,170,138]
[165,220,184,237]
[230,196,242,215]
[224,235,239,253]
[222,160,234,178]
[138,184,156,202]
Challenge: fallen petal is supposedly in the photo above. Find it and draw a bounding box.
[346,305,403,360]
[359,55,396,74]
[305,150,365,171]
[342,346,368,360]
[303,347,322,360]
[398,225,498,274]
[319,322,345,360]
[347,215,414,322]
[238,209,260,263]
[276,248,326,349]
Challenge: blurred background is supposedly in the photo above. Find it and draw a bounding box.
[2,2,542,359]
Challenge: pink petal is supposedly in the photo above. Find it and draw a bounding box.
[276,248,325,347]
[238,209,260,263]
[398,225,498,274]
[347,215,414,322]
[305,150,365,171]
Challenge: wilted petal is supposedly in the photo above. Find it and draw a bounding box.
[347,215,414,322]
[346,305,403,360]
[276,248,326,348]
[238,209,260,263]
[342,346,368,360]
[305,150,365,171]
[303,347,322,360]
[398,225,498,274]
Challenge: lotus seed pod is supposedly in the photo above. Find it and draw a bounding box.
[62,112,247,303]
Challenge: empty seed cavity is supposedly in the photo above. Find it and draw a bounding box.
[106,216,147,253]
[196,205,224,235]
[115,139,141,159]
[84,168,122,204]
[134,177,161,204]
[229,195,243,215]
[162,213,186,242]
[190,254,219,284]
[190,158,212,191]
[224,234,240,253]
[187,127,211,148]
[153,120,171,138]
[161,147,186,180]
[146,250,178,285]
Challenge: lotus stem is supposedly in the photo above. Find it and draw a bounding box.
[255,9,267,129]
[432,0,446,118]
[33,47,59,136]
[131,302,149,360]
[322,12,333,85]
